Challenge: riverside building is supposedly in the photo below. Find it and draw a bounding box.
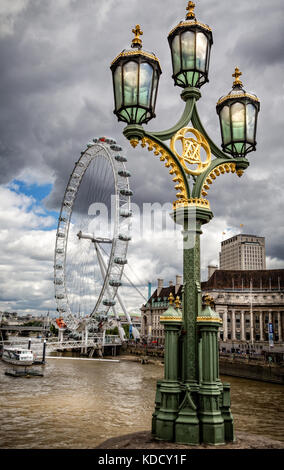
[141,270,284,353]
[219,234,266,270]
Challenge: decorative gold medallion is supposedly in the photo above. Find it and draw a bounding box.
[170,127,211,176]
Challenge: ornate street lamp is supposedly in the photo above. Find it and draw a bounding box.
[110,25,162,125]
[110,1,259,446]
[168,1,213,88]
[216,67,260,157]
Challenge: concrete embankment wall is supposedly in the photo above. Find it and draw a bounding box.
[123,347,284,384]
[219,358,284,384]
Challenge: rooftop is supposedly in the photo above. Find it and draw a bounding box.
[202,269,284,290]
[142,269,284,305]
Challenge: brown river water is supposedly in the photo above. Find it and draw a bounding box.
[0,357,283,449]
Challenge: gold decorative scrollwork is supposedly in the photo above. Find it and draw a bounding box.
[201,162,243,197]
[170,127,211,176]
[132,136,189,202]
[173,198,210,210]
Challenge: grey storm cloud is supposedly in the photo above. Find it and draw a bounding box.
[0,0,283,270]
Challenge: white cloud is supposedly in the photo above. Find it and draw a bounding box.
[0,0,30,37]
[0,186,56,314]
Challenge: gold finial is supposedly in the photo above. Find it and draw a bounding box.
[175,296,181,309]
[168,292,175,305]
[204,293,214,306]
[186,1,196,20]
[232,67,243,87]
[131,24,143,49]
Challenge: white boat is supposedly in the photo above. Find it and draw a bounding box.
[2,347,34,366]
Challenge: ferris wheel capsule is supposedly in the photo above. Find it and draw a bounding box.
[103,299,116,307]
[118,170,131,177]
[115,155,127,162]
[109,280,122,287]
[110,145,122,152]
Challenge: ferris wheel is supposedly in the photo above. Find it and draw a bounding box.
[54,136,139,340]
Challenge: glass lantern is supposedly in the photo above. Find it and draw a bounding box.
[168,1,213,88]
[216,67,260,158]
[110,25,162,125]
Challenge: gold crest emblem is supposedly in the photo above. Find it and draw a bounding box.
[170,127,211,176]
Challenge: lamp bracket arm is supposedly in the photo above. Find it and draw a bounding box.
[192,156,249,199]
[191,104,233,160]
[149,98,196,141]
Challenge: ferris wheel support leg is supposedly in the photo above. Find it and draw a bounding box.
[96,242,133,326]
[95,242,125,341]
[81,330,85,354]
[85,323,88,354]
[102,329,106,354]
[58,329,64,343]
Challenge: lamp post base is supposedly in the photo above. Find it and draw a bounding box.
[220,382,235,442]
[198,388,225,445]
[154,381,181,442]
[175,385,200,445]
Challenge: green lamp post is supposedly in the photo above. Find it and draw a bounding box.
[110,1,259,445]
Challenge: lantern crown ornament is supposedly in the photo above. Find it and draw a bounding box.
[131,24,143,49]
[110,25,162,125]
[186,1,196,20]
[232,67,243,87]
[168,1,213,89]
[216,67,260,158]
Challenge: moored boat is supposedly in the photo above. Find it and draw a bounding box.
[2,347,34,366]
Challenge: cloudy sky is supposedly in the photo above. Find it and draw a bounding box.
[0,0,283,317]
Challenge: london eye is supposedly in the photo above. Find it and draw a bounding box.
[54,137,139,340]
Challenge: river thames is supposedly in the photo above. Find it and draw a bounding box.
[0,357,283,449]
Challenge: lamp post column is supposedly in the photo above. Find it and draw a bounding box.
[172,204,213,445]
[232,309,236,341]
[260,311,264,341]
[223,309,228,342]
[182,219,202,390]
[241,311,245,341]
[278,311,282,342]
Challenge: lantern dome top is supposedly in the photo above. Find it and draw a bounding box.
[160,293,182,323]
[168,1,212,39]
[196,294,222,324]
[217,67,259,108]
[110,25,162,72]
